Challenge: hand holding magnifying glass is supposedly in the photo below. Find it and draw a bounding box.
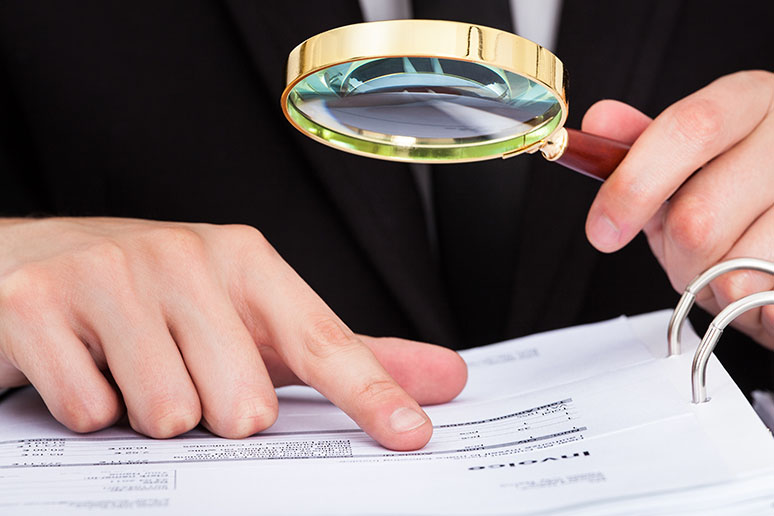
[281,19,629,180]
[281,20,774,350]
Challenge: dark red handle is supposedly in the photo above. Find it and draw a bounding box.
[554,128,631,181]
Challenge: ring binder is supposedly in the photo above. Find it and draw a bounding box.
[666,257,774,404]
[692,290,774,403]
[667,258,774,356]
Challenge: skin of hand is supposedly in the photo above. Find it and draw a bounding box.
[583,70,774,349]
[0,217,468,451]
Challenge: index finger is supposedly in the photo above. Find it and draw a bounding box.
[232,233,433,451]
[586,71,774,252]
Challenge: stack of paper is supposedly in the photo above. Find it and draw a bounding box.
[1,310,773,515]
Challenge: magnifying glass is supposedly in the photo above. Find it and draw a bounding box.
[281,19,630,181]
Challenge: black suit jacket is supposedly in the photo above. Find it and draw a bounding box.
[1,1,772,392]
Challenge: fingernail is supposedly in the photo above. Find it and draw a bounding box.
[589,212,621,249]
[389,407,427,433]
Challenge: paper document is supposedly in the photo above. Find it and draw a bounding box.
[1,310,773,515]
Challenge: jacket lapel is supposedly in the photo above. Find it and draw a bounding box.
[219,0,458,345]
[505,0,683,336]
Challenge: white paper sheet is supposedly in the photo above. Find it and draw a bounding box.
[1,311,773,515]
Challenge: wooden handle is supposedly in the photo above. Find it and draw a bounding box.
[553,128,631,181]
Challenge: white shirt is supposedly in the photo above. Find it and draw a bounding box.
[358,0,562,51]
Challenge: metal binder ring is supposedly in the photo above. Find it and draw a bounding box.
[667,258,774,356]
[692,290,774,403]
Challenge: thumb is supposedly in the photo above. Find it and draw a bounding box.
[358,336,468,406]
[581,99,652,144]
[258,335,468,406]
[582,100,654,252]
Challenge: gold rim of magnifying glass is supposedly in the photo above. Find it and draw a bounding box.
[281,19,569,163]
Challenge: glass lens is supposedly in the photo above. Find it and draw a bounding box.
[286,57,563,161]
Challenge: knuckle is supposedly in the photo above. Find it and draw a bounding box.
[224,224,266,244]
[60,399,118,434]
[303,317,358,361]
[210,396,279,438]
[70,241,134,295]
[148,226,207,263]
[137,227,211,286]
[141,399,201,439]
[712,270,767,306]
[603,172,654,213]
[355,378,401,404]
[668,97,725,150]
[83,241,129,276]
[0,266,56,316]
[663,196,718,255]
[228,224,276,259]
